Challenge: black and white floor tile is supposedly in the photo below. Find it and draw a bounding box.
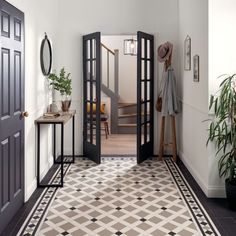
[17,157,220,236]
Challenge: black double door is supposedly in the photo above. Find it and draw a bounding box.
[0,0,25,233]
[83,31,154,164]
[137,31,154,164]
[83,32,101,164]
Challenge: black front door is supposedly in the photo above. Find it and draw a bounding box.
[137,31,154,164]
[83,32,101,164]
[0,0,25,233]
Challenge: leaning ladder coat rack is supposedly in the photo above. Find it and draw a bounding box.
[159,56,177,162]
[159,116,177,162]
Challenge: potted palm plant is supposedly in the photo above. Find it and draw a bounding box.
[207,74,236,208]
[48,67,72,112]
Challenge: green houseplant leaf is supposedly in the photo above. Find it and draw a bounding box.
[48,67,72,97]
[207,74,236,182]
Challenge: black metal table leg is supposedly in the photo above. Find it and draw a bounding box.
[53,123,56,164]
[72,115,75,163]
[61,123,64,187]
[54,116,75,165]
[37,122,63,188]
[37,123,40,187]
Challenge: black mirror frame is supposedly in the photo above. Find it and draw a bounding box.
[40,33,52,76]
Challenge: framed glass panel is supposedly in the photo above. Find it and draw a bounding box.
[92,82,97,102]
[147,40,150,59]
[147,123,150,142]
[92,60,96,78]
[141,103,145,124]
[87,40,91,59]
[87,128,90,142]
[141,60,145,80]
[141,125,145,145]
[141,81,145,102]
[93,122,96,145]
[92,39,96,59]
[86,61,91,80]
[146,102,150,122]
[86,83,91,101]
[147,81,150,101]
[141,38,145,58]
[147,61,150,80]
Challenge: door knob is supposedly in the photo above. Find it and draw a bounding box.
[21,111,29,118]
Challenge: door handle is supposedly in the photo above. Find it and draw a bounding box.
[21,111,29,118]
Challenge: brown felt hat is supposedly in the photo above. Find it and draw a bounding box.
[157,41,173,62]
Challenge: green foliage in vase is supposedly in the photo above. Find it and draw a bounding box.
[48,67,72,97]
[208,74,236,182]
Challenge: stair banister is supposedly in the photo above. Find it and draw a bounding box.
[101,43,119,134]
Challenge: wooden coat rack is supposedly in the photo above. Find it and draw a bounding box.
[159,54,177,162]
[159,116,177,161]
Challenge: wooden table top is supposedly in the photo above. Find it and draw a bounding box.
[35,110,76,124]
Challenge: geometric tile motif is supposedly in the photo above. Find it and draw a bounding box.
[17,157,220,236]
[17,163,71,236]
[165,158,220,236]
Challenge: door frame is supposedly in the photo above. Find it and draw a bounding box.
[97,31,156,162]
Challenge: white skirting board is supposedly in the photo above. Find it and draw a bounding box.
[25,155,53,202]
[178,150,226,198]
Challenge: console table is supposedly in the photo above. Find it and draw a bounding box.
[35,110,76,188]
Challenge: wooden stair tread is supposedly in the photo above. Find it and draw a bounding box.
[118,123,150,127]
[119,113,150,118]
[119,113,137,118]
[118,124,137,127]
[118,103,137,108]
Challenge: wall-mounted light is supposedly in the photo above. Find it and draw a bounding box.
[124,38,137,56]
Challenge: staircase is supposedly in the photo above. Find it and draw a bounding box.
[101,43,119,134]
[101,43,139,134]
[118,103,137,134]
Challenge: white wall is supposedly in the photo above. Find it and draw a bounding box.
[101,35,137,103]
[178,0,211,196]
[8,0,180,202]
[178,0,236,198]
[209,0,236,97]
[207,0,236,196]
[57,0,179,155]
[9,0,232,201]
[7,0,59,201]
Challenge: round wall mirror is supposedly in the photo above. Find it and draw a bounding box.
[40,33,52,76]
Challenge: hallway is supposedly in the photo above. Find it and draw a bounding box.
[1,0,236,235]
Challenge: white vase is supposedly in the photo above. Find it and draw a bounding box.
[50,101,58,112]
[50,87,58,112]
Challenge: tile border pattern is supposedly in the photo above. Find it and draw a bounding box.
[17,157,220,236]
[165,158,220,236]
[16,163,71,236]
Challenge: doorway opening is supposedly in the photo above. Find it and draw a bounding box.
[100,35,137,156]
[83,31,154,164]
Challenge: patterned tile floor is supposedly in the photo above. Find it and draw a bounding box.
[17,157,220,236]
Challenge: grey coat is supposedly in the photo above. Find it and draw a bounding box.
[160,66,179,116]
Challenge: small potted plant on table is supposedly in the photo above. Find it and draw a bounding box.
[48,67,72,112]
[208,74,236,208]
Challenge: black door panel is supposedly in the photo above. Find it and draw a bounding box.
[83,32,101,164]
[0,0,25,233]
[137,31,154,164]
